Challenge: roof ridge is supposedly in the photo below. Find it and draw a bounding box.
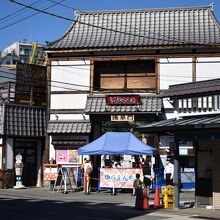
[169,78,220,88]
[46,4,220,51]
[76,5,213,15]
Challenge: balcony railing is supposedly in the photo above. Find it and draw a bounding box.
[178,95,220,115]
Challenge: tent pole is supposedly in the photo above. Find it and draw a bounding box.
[174,135,180,209]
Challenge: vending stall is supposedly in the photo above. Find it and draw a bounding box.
[78,132,155,192]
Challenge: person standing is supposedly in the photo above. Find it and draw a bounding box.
[84,159,93,194]
[142,158,154,195]
[164,159,174,186]
[81,158,87,191]
[132,173,143,196]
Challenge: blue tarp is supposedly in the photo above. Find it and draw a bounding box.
[78,132,155,155]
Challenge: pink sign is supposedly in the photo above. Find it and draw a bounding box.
[56,148,68,163]
[100,168,143,189]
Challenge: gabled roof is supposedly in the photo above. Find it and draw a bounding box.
[47,5,220,51]
[85,94,161,114]
[161,78,220,98]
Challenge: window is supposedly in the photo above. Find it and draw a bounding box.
[94,60,156,91]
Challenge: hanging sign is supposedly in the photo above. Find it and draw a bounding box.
[106,95,140,105]
[111,115,134,122]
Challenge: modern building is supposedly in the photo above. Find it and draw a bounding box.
[1,40,44,65]
[45,4,220,208]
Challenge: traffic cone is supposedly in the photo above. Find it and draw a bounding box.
[142,188,149,209]
[154,185,160,208]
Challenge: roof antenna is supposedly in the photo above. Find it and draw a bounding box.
[210,3,214,11]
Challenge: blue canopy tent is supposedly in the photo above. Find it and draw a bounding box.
[78,132,155,155]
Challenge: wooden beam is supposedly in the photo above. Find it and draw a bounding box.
[90,60,94,95]
[192,57,197,82]
[156,57,160,94]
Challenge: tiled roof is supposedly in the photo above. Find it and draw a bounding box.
[51,140,87,146]
[47,120,91,134]
[47,5,220,51]
[137,114,220,133]
[161,78,220,98]
[85,95,161,114]
[5,104,46,137]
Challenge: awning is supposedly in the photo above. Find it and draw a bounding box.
[85,94,162,114]
[78,131,155,155]
[4,104,46,137]
[47,120,91,134]
[137,114,220,133]
[161,78,220,98]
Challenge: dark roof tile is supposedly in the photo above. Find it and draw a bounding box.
[47,6,220,50]
[47,120,91,134]
[138,114,220,132]
[85,94,161,114]
[161,78,220,98]
[4,104,46,137]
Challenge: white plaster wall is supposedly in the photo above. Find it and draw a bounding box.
[160,58,192,90]
[1,42,17,57]
[6,138,13,169]
[50,94,88,109]
[49,136,55,161]
[196,57,220,81]
[51,60,90,92]
[50,114,89,121]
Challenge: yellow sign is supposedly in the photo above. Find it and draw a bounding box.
[111,115,134,122]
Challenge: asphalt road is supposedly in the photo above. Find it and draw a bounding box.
[0,188,219,220]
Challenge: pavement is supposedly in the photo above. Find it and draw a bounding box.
[0,187,219,220]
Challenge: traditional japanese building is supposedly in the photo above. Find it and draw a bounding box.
[45,4,220,205]
[138,79,220,209]
[0,63,47,188]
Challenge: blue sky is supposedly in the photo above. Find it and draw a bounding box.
[1,0,220,51]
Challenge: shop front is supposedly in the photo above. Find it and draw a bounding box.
[0,103,46,188]
[84,94,161,186]
[78,131,155,192]
[47,120,91,189]
[137,116,220,209]
[14,139,43,186]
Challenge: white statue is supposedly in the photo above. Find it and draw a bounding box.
[14,154,26,189]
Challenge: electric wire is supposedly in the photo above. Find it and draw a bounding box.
[0,0,66,31]
[46,0,208,45]
[0,66,219,95]
[0,68,90,88]
[1,64,219,82]
[9,0,199,45]
[2,1,220,91]
[0,0,44,25]
[0,73,89,92]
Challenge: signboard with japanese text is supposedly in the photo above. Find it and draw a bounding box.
[111,114,134,122]
[43,164,58,181]
[106,95,140,105]
[100,168,143,189]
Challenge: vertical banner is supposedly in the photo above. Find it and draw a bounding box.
[100,168,143,189]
